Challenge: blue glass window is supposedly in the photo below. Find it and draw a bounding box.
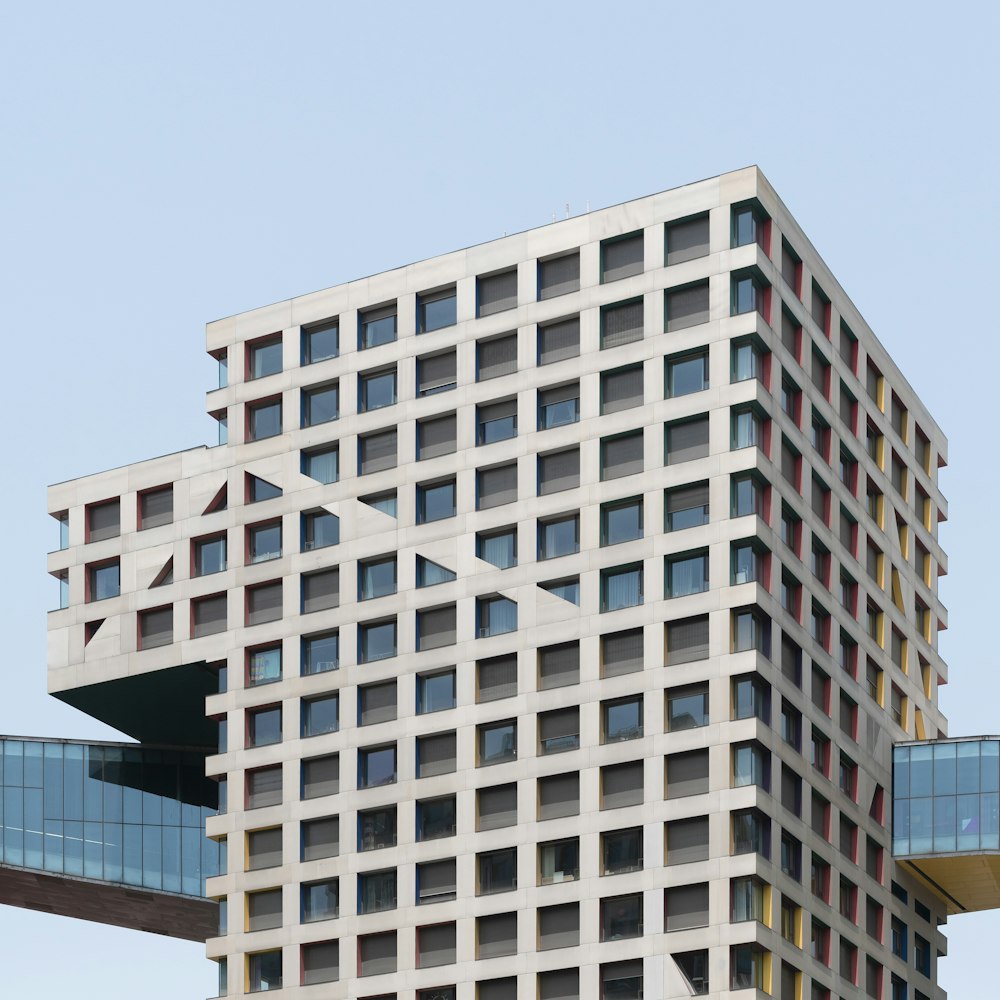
[601,565,643,612]
[89,562,120,601]
[478,596,517,638]
[249,707,282,747]
[302,879,338,922]
[303,510,339,550]
[302,383,338,427]
[302,320,338,364]
[418,481,456,524]
[603,697,643,742]
[360,370,397,411]
[359,746,397,788]
[360,620,397,663]
[477,528,516,569]
[248,400,281,441]
[360,305,397,349]
[195,536,226,576]
[302,695,339,738]
[302,632,338,675]
[418,288,457,332]
[362,491,397,517]
[602,499,642,545]
[539,514,578,559]
[666,352,709,397]
[248,647,281,686]
[249,338,282,380]
[418,671,456,714]
[249,523,281,564]
[360,557,397,600]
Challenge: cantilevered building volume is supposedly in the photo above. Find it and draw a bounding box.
[32,165,985,999]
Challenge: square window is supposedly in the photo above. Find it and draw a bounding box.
[601,298,644,349]
[418,349,457,395]
[478,595,517,637]
[359,303,397,349]
[539,382,580,428]
[601,365,643,414]
[539,838,579,884]
[248,522,281,564]
[359,556,397,600]
[418,412,457,460]
[302,879,339,922]
[248,399,282,441]
[478,847,517,893]
[192,593,226,637]
[359,806,397,850]
[139,486,173,529]
[301,753,339,800]
[418,480,456,523]
[302,632,338,674]
[248,950,282,993]
[88,561,120,602]
[358,870,397,914]
[477,269,517,317]
[666,550,708,597]
[301,569,339,614]
[666,351,709,397]
[359,428,397,474]
[302,510,339,550]
[538,447,580,494]
[477,333,517,380]
[601,430,644,481]
[418,671,457,714]
[138,606,172,649]
[419,286,457,332]
[417,605,457,650]
[247,766,282,809]
[302,382,339,427]
[301,816,339,861]
[248,706,282,748]
[417,731,457,777]
[360,369,397,411]
[601,231,643,282]
[478,398,517,443]
[538,250,580,299]
[194,535,226,576]
[302,318,338,365]
[302,694,339,737]
[538,316,580,365]
[336,658,378,723]
[248,645,281,686]
[302,444,339,484]
[418,796,457,840]
[539,513,578,559]
[667,683,710,730]
[603,696,643,742]
[248,336,282,380]
[665,281,710,331]
[477,527,517,569]
[601,497,643,545]
[601,564,643,612]
[359,745,397,788]
[666,482,709,531]
[666,212,710,265]
[666,415,710,464]
[478,720,517,766]
[360,619,397,663]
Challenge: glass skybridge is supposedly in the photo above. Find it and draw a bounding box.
[893,737,1000,913]
[0,736,219,940]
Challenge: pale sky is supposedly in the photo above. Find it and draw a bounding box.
[1,1,998,995]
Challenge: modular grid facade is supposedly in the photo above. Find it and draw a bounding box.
[45,167,951,999]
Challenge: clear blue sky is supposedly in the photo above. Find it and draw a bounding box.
[1,1,997,995]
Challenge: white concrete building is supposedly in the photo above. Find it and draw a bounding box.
[45,166,951,1000]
